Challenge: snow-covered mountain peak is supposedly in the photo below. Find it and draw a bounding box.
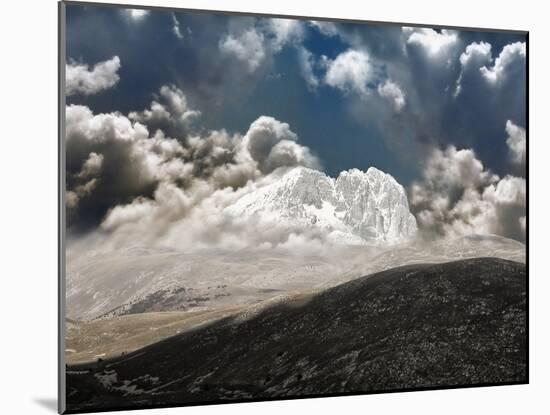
[225,166,418,244]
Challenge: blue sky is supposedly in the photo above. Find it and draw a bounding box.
[64,3,527,241]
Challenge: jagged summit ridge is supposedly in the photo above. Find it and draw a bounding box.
[225,166,418,244]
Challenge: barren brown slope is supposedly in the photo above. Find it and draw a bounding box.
[65,306,245,364]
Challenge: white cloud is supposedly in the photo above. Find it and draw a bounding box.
[158,84,197,118]
[66,104,149,144]
[480,42,526,83]
[410,145,526,241]
[219,29,266,73]
[324,49,370,96]
[377,79,406,112]
[244,116,296,163]
[411,146,497,200]
[459,41,492,67]
[453,41,526,98]
[506,120,526,169]
[454,41,492,97]
[129,85,200,138]
[403,27,458,56]
[78,152,104,178]
[96,174,325,252]
[297,47,319,91]
[264,18,304,51]
[100,181,194,234]
[243,116,319,173]
[66,56,121,96]
[265,139,320,172]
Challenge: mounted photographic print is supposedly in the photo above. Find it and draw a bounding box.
[59,1,528,413]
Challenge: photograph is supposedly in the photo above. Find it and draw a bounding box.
[60,2,527,412]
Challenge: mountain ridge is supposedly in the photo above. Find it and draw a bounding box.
[224,166,418,244]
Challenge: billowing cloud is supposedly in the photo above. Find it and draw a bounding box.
[324,49,371,96]
[403,27,458,57]
[411,146,498,202]
[377,79,406,112]
[481,175,526,239]
[78,152,104,178]
[410,145,525,241]
[65,104,167,224]
[243,116,320,173]
[459,41,492,67]
[454,41,492,96]
[481,42,526,84]
[453,41,526,95]
[243,116,296,163]
[95,173,331,253]
[66,85,319,236]
[66,56,121,96]
[219,29,266,73]
[129,85,200,139]
[506,120,526,172]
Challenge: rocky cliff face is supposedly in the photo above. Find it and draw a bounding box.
[225,166,418,244]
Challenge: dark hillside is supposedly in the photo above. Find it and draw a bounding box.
[66,258,527,413]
